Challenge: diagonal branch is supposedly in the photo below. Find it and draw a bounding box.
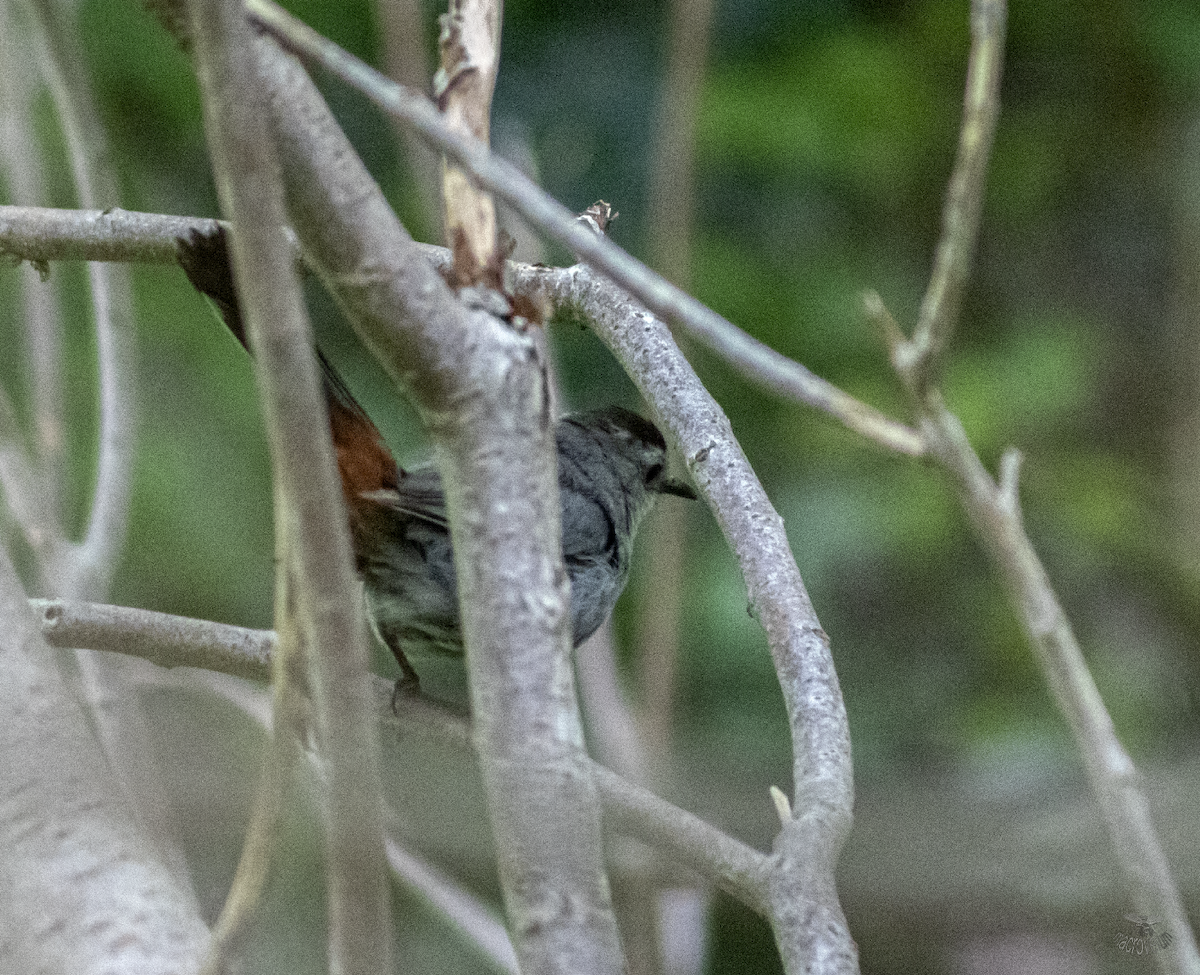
[243,0,922,458]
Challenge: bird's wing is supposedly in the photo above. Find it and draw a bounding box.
[362,468,449,529]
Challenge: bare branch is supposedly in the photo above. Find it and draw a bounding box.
[0,4,65,556]
[917,405,1200,972]
[435,0,502,282]
[186,0,392,969]
[374,0,440,230]
[238,27,628,975]
[27,0,136,601]
[0,205,219,263]
[32,598,273,679]
[528,262,858,973]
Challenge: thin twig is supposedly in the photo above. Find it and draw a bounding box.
[243,0,923,458]
[898,0,1005,390]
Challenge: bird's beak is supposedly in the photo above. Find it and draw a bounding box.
[658,477,697,500]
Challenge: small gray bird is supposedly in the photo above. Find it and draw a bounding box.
[177,227,696,695]
[354,406,695,691]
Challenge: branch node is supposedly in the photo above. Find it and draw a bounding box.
[576,200,617,236]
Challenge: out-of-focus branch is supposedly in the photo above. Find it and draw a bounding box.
[0,0,64,554]
[32,598,273,678]
[636,0,714,758]
[0,554,209,970]
[27,0,136,601]
[185,0,392,970]
[622,0,716,967]
[646,0,712,290]
[375,0,440,231]
[20,0,192,898]
[242,0,923,458]
[893,0,1004,393]
[866,1,1200,970]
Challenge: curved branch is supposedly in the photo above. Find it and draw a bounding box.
[897,0,1005,390]
[526,262,858,972]
[28,0,136,601]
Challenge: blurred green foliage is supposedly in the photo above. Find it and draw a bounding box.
[4,0,1200,970]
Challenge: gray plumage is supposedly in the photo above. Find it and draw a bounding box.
[355,407,694,690]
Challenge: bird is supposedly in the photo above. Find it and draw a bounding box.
[177,226,695,695]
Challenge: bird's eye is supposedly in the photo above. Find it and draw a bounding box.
[645,461,664,485]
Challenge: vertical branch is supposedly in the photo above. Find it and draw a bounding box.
[435,0,502,283]
[637,0,714,760]
[375,0,441,232]
[0,0,66,570]
[618,0,716,970]
[225,26,629,975]
[198,485,308,975]
[185,3,392,973]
